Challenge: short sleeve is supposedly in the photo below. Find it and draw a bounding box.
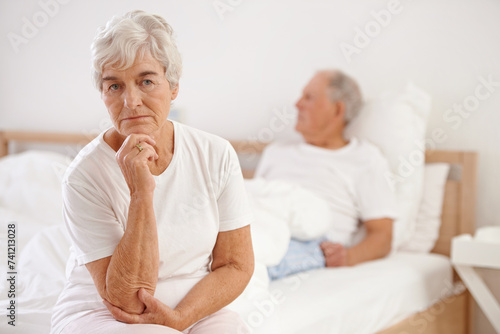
[217,143,253,232]
[63,181,124,265]
[355,155,398,222]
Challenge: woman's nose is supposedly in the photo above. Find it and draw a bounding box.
[124,86,142,109]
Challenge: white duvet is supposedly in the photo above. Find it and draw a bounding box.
[244,177,336,278]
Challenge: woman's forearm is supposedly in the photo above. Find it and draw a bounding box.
[172,262,253,330]
[104,193,159,314]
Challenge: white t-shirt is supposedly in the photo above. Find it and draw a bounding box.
[254,137,397,245]
[51,121,252,334]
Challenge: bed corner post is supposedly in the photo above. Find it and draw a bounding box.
[0,131,8,158]
[460,151,478,236]
[460,151,478,334]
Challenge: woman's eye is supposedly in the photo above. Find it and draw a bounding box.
[143,79,153,86]
[109,84,120,91]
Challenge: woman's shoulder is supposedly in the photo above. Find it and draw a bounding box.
[63,131,117,185]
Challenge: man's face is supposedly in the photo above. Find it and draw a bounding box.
[295,73,339,138]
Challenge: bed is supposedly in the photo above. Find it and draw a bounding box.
[0,130,476,334]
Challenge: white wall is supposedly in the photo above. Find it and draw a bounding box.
[1,0,499,332]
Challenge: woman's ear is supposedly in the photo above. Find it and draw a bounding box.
[171,83,179,101]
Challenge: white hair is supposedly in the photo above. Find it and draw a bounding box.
[323,70,363,124]
[91,10,182,91]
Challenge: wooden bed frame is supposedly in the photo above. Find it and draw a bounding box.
[0,130,478,334]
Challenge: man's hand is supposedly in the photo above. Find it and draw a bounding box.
[103,288,186,330]
[321,218,393,267]
[320,241,347,267]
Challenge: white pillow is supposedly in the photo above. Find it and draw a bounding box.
[0,150,71,226]
[345,82,431,250]
[399,163,450,253]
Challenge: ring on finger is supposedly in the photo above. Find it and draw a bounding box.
[136,143,144,152]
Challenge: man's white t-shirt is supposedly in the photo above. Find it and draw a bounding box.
[51,121,252,334]
[254,137,397,245]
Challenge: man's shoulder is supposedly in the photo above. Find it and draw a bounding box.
[353,137,385,157]
[349,137,391,168]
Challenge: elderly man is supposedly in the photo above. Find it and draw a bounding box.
[256,70,397,280]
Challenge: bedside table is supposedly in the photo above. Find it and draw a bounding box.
[451,227,500,333]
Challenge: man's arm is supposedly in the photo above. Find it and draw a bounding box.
[346,218,393,266]
[321,218,393,267]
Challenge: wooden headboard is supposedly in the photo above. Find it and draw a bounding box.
[425,150,477,256]
[0,131,477,257]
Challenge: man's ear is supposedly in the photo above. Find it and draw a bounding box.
[335,101,345,120]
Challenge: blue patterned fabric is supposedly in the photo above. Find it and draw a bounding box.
[267,238,326,280]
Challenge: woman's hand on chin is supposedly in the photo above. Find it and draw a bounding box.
[115,133,159,196]
[103,288,186,330]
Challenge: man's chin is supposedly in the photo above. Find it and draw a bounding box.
[294,123,304,135]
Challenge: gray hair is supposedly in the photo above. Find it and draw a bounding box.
[91,10,182,91]
[323,70,363,124]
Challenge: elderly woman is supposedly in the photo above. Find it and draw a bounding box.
[50,10,254,334]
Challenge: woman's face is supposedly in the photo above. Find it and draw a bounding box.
[101,52,178,138]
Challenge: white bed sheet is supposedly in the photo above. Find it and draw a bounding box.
[0,225,70,334]
[0,222,458,334]
[229,252,457,334]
